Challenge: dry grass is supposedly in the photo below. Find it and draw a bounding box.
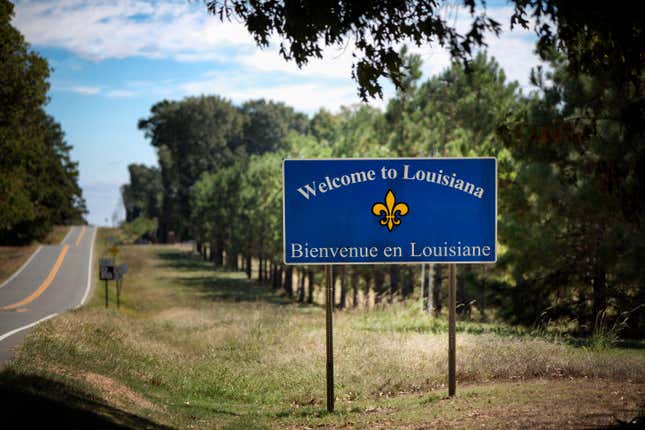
[0,225,70,284]
[0,244,39,285]
[2,230,644,429]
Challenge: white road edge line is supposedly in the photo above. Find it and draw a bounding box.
[0,313,59,342]
[78,227,97,307]
[0,246,43,290]
[60,225,74,244]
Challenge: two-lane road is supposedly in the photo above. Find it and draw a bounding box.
[0,226,97,364]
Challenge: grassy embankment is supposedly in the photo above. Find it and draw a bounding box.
[0,225,71,284]
[1,227,643,429]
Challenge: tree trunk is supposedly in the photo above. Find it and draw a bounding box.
[479,266,487,321]
[592,268,607,330]
[284,266,293,297]
[389,266,400,303]
[214,238,224,267]
[401,267,414,298]
[457,265,471,318]
[374,270,385,304]
[209,240,216,262]
[432,264,443,316]
[246,255,252,279]
[339,266,347,310]
[297,269,305,303]
[351,270,359,308]
[272,264,281,290]
[264,258,270,282]
[307,270,315,304]
[229,250,238,270]
[364,272,373,308]
[258,255,263,282]
[196,242,202,256]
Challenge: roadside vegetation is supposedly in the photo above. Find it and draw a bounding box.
[0,2,87,245]
[122,46,644,341]
[1,231,643,429]
[0,225,70,284]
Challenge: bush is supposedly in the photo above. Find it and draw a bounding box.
[120,217,157,244]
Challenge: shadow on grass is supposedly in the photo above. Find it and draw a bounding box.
[0,370,174,429]
[156,249,215,272]
[156,249,294,306]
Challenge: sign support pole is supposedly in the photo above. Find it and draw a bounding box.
[325,265,334,412]
[105,280,109,308]
[427,263,434,314]
[420,263,425,311]
[448,264,457,397]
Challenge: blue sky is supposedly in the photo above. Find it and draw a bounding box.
[12,0,541,226]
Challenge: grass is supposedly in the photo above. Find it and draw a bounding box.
[0,225,71,284]
[1,227,644,429]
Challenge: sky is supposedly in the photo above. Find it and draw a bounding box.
[12,0,542,226]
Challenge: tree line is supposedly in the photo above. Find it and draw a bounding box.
[1,1,87,244]
[123,45,643,337]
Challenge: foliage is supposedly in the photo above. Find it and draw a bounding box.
[137,96,245,242]
[241,98,308,154]
[120,164,161,222]
[497,50,645,334]
[127,27,643,336]
[206,1,642,105]
[207,0,502,99]
[0,0,86,244]
[120,217,158,244]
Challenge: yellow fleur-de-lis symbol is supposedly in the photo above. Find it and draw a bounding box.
[371,190,409,232]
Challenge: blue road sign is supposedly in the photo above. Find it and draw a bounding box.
[283,158,497,265]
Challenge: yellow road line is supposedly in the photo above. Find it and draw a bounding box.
[75,225,86,246]
[0,245,69,311]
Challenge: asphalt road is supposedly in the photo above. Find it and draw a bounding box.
[0,225,96,365]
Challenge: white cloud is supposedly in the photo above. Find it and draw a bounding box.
[106,89,137,98]
[176,71,363,114]
[236,44,356,81]
[69,85,101,95]
[13,0,255,62]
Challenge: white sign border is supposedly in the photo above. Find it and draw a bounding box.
[282,157,498,266]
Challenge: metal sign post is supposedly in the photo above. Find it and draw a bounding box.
[99,256,127,310]
[99,258,114,308]
[448,263,457,396]
[325,265,334,412]
[420,263,426,311]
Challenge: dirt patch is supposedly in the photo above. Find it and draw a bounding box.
[81,372,159,412]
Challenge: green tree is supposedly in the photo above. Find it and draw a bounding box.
[191,162,244,267]
[1,0,86,243]
[138,96,245,241]
[121,164,162,222]
[498,51,644,333]
[1,0,51,240]
[241,99,308,154]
